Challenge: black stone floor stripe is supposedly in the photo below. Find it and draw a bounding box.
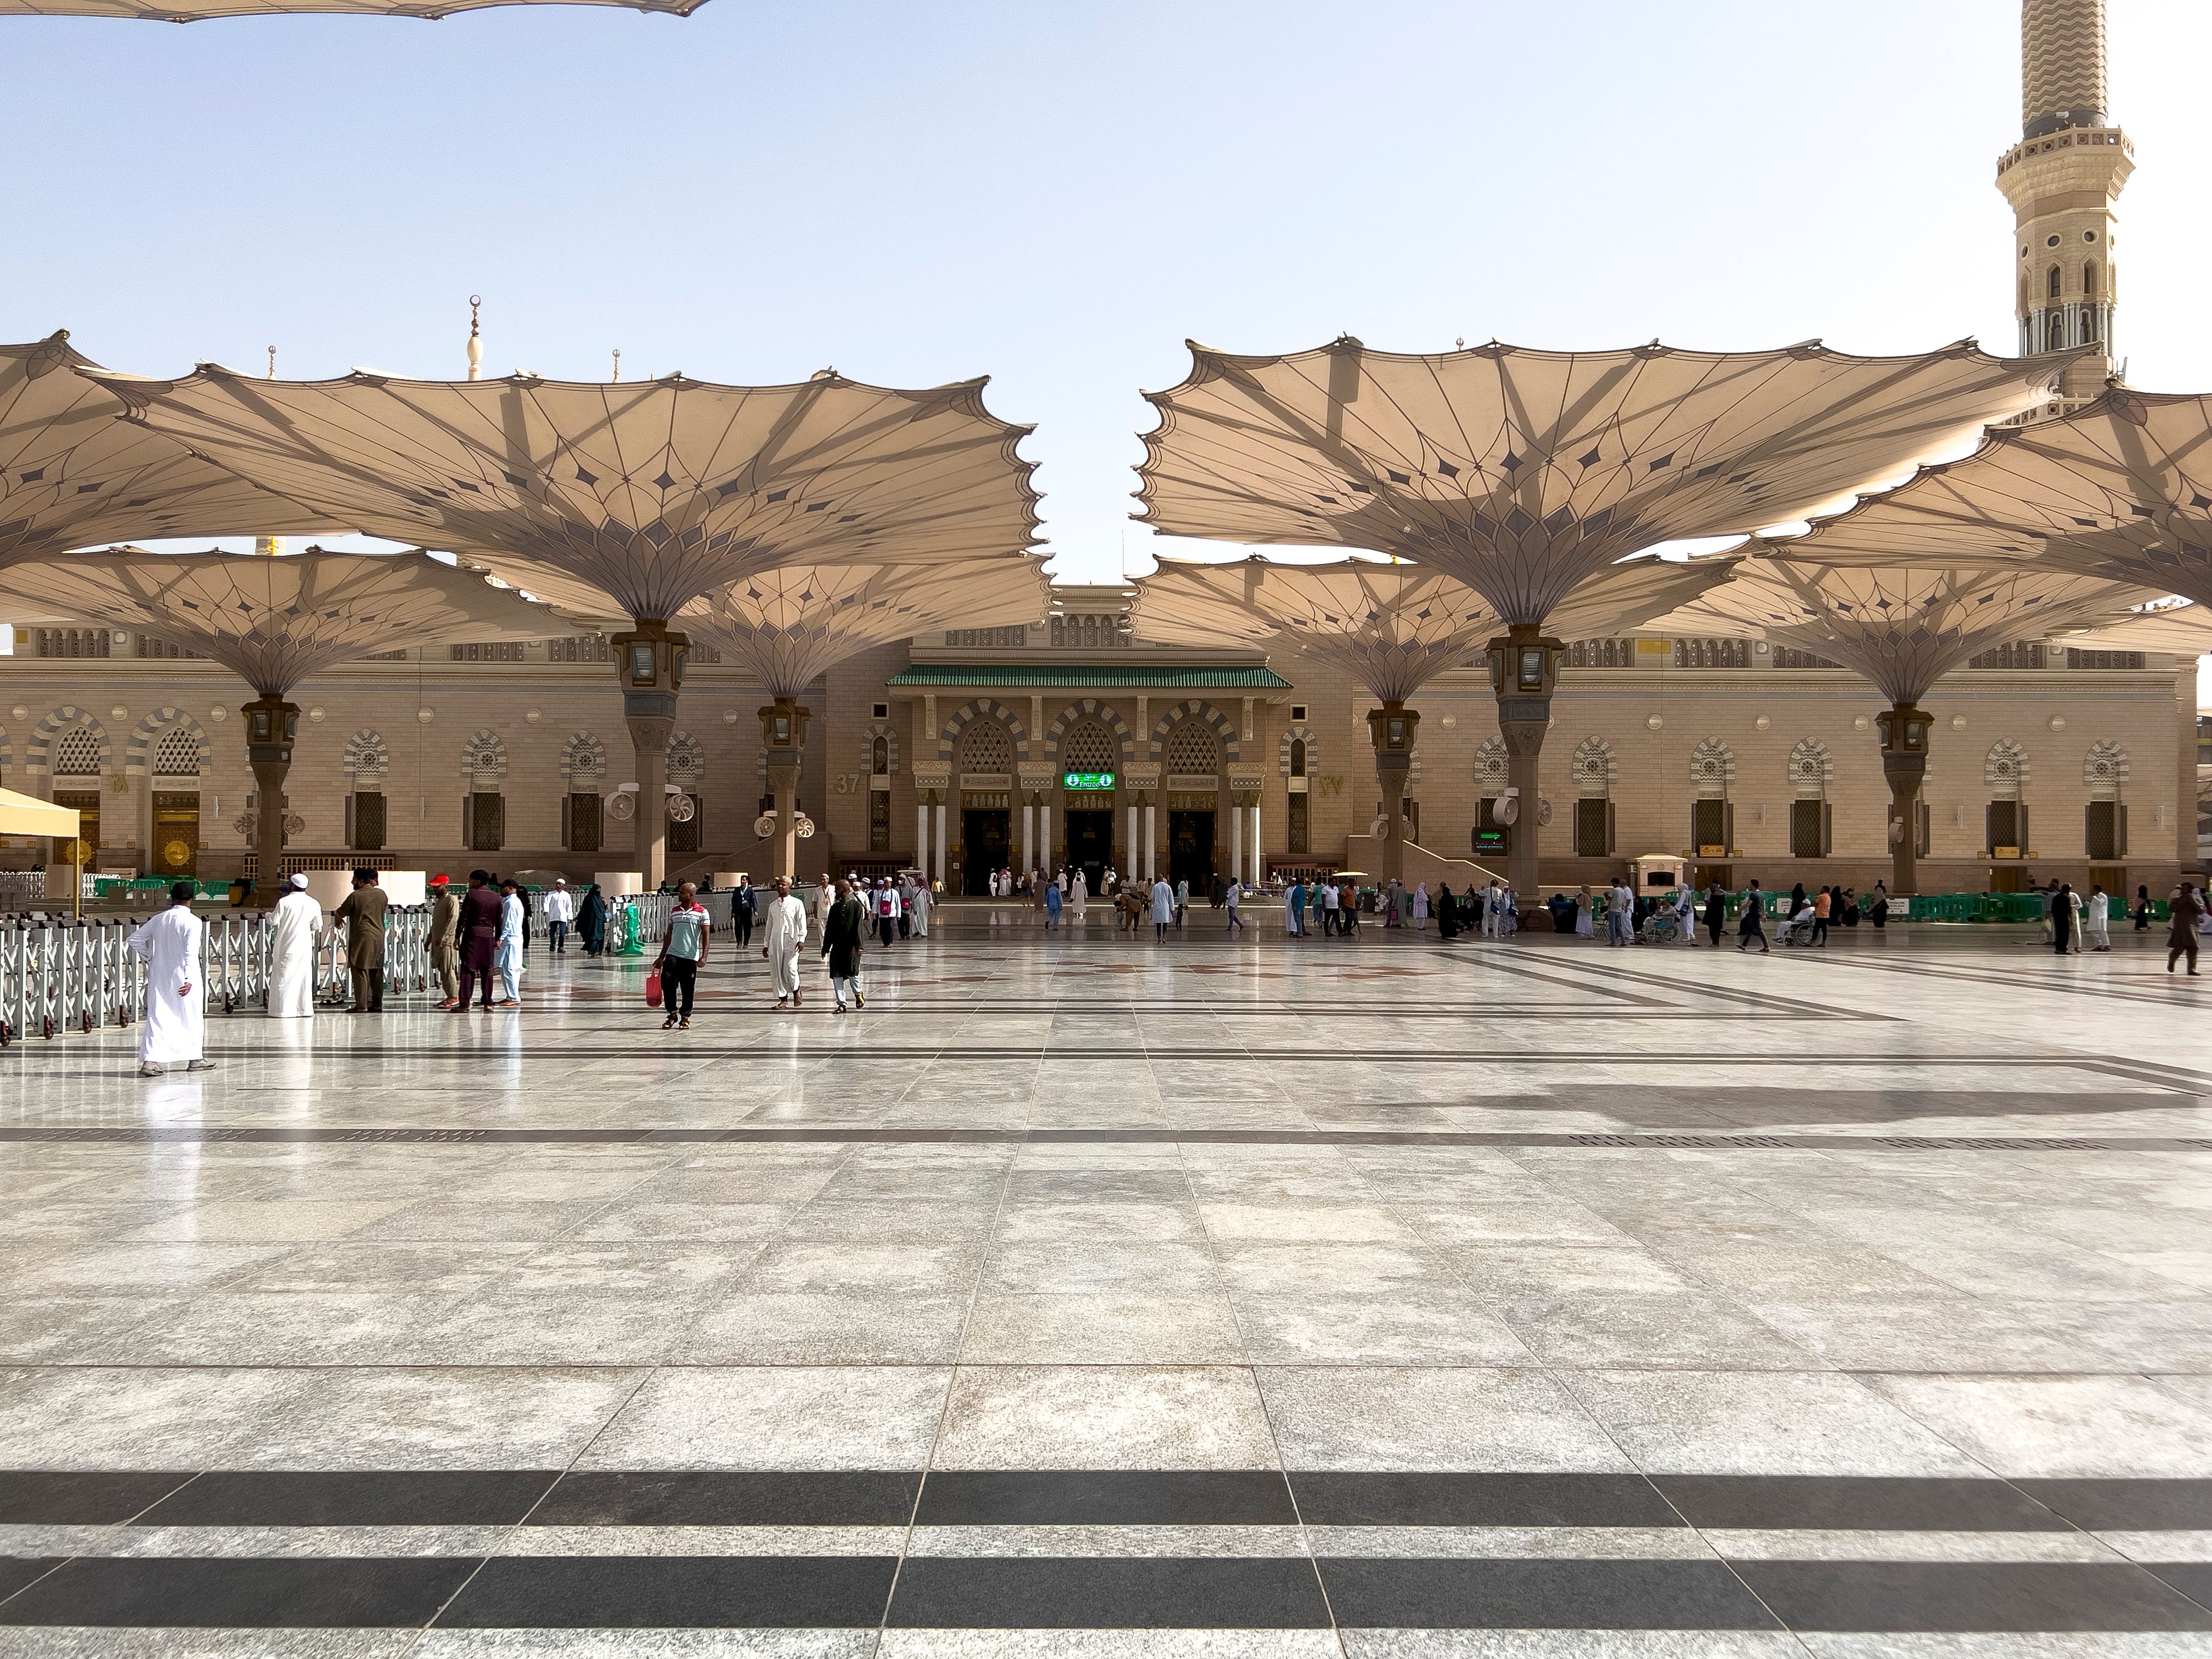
[1653,1474,2074,1533]
[0,1556,479,1628]
[1293,1472,1683,1530]
[0,1471,193,1526]
[2015,1477,2212,1531]
[1733,1559,2212,1633]
[438,1555,900,1629]
[136,1470,561,1528]
[2146,1562,2212,1606]
[885,1556,1330,1629]
[0,1561,60,1602]
[530,1470,921,1527]
[1317,1558,1780,1630]
[915,1470,1297,1527]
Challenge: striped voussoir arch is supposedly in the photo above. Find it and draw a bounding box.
[1147,699,1238,763]
[937,698,1027,761]
[127,708,211,779]
[1042,698,1134,764]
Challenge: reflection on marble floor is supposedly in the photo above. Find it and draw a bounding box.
[3,918,2212,1644]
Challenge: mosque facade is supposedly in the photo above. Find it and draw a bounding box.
[1,0,2196,899]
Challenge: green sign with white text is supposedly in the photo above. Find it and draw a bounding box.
[1063,770,1115,791]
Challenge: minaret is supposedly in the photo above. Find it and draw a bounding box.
[466,295,483,381]
[1996,0,2132,410]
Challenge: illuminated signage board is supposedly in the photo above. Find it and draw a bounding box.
[1063,770,1115,791]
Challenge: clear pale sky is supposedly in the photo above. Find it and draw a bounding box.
[5,1,2209,658]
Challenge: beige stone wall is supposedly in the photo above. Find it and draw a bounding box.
[2,644,2188,893]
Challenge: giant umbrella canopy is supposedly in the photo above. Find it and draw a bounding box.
[680,557,1052,879]
[1134,336,2072,896]
[1644,555,2162,895]
[0,547,554,876]
[1,0,698,19]
[1128,551,1736,883]
[88,364,1042,882]
[1,332,341,565]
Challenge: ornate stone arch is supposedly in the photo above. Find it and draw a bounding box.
[1985,737,2029,798]
[1474,737,1508,792]
[1278,723,1319,779]
[559,731,607,787]
[1042,698,1134,764]
[29,707,109,778]
[1689,738,1735,798]
[342,728,391,787]
[2083,738,2128,797]
[861,722,900,778]
[938,697,1028,761]
[0,723,12,774]
[954,714,1018,775]
[1148,698,1239,764]
[1786,737,1832,797]
[460,728,508,787]
[1570,736,1615,796]
[665,730,705,787]
[126,707,211,779]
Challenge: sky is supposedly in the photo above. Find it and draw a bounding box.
[6,0,2211,676]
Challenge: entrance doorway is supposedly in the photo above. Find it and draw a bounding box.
[1065,808,1112,893]
[1691,863,1733,892]
[52,790,99,871]
[962,809,1011,895]
[153,792,200,877]
[1168,810,1216,889]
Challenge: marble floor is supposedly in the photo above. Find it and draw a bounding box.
[4,903,2212,1655]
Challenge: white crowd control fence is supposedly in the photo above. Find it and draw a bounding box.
[0,905,436,1046]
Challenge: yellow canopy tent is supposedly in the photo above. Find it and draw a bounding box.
[0,788,84,916]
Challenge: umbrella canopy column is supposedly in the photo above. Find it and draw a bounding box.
[1876,703,1933,896]
[1487,627,1563,900]
[241,695,299,884]
[759,698,810,883]
[1364,702,1418,885]
[613,622,686,885]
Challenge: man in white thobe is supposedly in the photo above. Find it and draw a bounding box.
[909,880,931,938]
[1071,870,1088,919]
[128,883,211,1077]
[542,877,575,954]
[765,874,808,1007]
[495,879,526,1005]
[267,871,321,1019]
[1150,876,1175,941]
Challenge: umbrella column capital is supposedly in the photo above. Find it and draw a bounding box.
[1365,701,1420,884]
[760,697,812,884]
[241,695,299,890]
[1876,702,1933,898]
[613,622,687,888]
[1487,627,1564,906]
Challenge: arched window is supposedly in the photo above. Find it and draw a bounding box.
[52,729,100,777]
[1289,738,1307,777]
[152,727,202,778]
[2047,264,2062,299]
[957,719,1014,774]
[2084,260,2098,298]
[871,736,889,775]
[1061,721,1116,775]
[1163,719,1218,776]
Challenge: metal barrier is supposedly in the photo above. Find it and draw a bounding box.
[1,904,436,1045]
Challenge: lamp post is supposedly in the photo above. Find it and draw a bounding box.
[1875,702,1931,896]
[1487,624,1563,901]
[613,621,687,887]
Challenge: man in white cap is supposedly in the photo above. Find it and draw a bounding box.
[541,876,575,954]
[128,882,211,1077]
[267,872,323,1019]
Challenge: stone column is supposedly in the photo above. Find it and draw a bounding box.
[1250,802,1262,887]
[1143,802,1156,881]
[1021,800,1034,872]
[758,695,811,885]
[1488,626,1563,901]
[1125,804,1138,878]
[241,694,298,888]
[1230,799,1243,884]
[1039,796,1051,875]
[1365,701,1419,887]
[933,802,947,887]
[613,622,687,887]
[913,764,949,890]
[1876,702,1931,896]
[916,800,930,875]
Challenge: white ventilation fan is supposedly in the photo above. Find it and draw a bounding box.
[667,795,697,823]
[754,812,778,837]
[1888,817,1906,847]
[1536,798,1552,828]
[606,788,637,822]
[1369,815,1391,838]
[1495,796,1519,826]
[794,812,816,840]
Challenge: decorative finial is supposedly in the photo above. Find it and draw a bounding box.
[266,346,276,379]
[611,348,621,383]
[466,295,483,382]
[1454,337,1464,351]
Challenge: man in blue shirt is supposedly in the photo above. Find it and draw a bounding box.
[654,880,711,1030]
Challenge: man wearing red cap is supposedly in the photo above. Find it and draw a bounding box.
[427,874,460,1009]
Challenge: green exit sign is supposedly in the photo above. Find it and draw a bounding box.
[1063,770,1115,791]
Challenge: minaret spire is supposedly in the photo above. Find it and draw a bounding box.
[466,295,483,382]
[1996,0,2132,412]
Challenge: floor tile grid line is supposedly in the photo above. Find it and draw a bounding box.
[395,1359,668,1646]
[1169,1130,1353,1657]
[1503,956,1897,1023]
[0,1468,208,1621]
[873,1133,1029,1657]
[1785,949,2212,1014]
